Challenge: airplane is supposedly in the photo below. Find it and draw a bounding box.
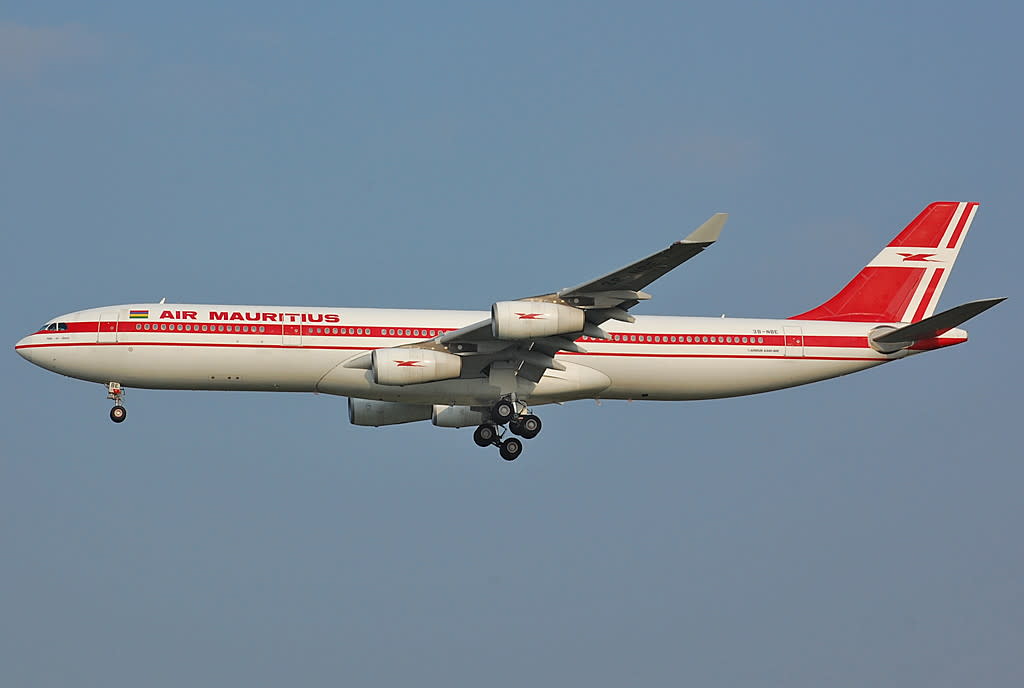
[15,201,1004,461]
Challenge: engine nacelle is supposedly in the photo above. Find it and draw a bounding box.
[491,301,586,340]
[432,404,487,428]
[372,348,462,386]
[348,398,432,426]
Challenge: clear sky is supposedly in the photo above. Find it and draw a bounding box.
[2,2,1021,686]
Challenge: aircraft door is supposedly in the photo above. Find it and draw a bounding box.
[98,311,118,343]
[282,322,302,348]
[784,326,804,357]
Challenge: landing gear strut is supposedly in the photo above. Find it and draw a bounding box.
[107,382,126,423]
[474,397,542,461]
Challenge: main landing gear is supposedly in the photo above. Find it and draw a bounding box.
[473,397,543,461]
[107,382,127,423]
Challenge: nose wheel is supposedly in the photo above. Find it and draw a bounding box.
[107,382,127,423]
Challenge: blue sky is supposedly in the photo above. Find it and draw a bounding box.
[2,3,1021,686]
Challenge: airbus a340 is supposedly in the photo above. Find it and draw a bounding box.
[16,202,1003,460]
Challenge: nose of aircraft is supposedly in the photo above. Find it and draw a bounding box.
[15,336,35,362]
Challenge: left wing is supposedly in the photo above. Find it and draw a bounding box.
[352,213,727,383]
[534,212,728,324]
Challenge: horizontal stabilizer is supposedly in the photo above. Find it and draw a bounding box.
[873,297,1005,344]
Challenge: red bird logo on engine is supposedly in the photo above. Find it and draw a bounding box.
[394,360,423,367]
[515,313,546,320]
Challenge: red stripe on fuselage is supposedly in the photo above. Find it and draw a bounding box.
[15,340,888,362]
[26,322,878,350]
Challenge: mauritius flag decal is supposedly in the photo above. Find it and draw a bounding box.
[129,310,149,319]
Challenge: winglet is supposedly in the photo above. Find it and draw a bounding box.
[682,213,728,244]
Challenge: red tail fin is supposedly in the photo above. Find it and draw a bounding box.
[791,202,979,323]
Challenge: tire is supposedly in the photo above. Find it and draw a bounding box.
[499,437,523,461]
[519,414,542,439]
[473,424,497,447]
[492,399,514,424]
[110,406,127,423]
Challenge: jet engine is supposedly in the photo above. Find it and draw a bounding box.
[348,398,432,426]
[432,405,487,428]
[372,348,462,386]
[491,301,585,340]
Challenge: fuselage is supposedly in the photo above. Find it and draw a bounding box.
[15,303,967,406]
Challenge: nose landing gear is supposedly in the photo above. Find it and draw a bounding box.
[107,382,127,423]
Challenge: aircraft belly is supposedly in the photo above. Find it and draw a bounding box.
[39,344,335,392]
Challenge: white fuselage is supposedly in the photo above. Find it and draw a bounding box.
[14,303,967,406]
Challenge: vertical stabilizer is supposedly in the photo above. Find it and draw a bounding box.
[790,202,979,323]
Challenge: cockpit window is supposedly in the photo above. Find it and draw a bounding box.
[44,323,57,331]
[39,322,67,332]
[57,323,68,331]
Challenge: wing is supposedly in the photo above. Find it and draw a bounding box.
[355,213,727,384]
[534,212,728,321]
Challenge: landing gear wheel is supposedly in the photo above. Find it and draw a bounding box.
[109,405,127,423]
[499,437,523,461]
[473,424,499,447]
[518,414,542,439]
[491,399,515,425]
